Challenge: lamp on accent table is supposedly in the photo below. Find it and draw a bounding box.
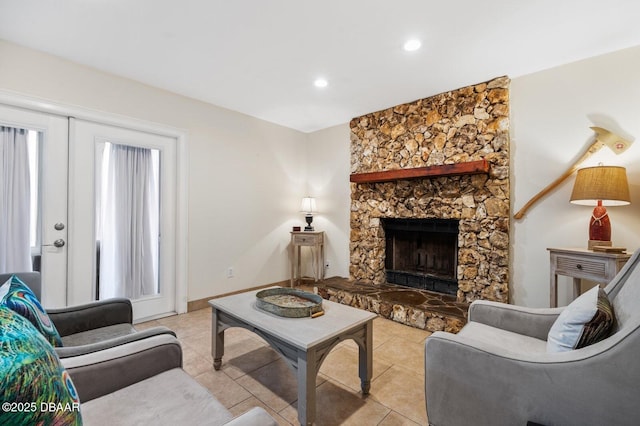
[570,165,630,249]
[300,197,317,231]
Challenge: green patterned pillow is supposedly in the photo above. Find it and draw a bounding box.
[0,275,63,347]
[0,306,82,425]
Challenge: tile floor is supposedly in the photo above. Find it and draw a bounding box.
[137,305,431,425]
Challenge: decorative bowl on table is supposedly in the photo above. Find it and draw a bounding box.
[256,288,323,318]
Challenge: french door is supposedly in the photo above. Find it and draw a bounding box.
[0,101,184,320]
[69,119,177,320]
[0,104,69,307]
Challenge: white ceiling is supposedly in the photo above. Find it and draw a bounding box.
[1,0,639,133]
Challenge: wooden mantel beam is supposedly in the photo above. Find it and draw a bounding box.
[349,159,490,184]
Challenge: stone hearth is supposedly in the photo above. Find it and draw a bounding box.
[313,277,467,333]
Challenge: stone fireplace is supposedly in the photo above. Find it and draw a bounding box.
[349,76,510,304]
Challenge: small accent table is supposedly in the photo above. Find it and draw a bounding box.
[290,231,324,287]
[547,247,632,307]
[209,289,376,426]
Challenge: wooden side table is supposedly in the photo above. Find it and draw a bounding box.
[290,231,324,287]
[547,247,632,307]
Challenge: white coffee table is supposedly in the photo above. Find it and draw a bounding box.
[209,288,376,426]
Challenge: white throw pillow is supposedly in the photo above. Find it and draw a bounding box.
[547,286,600,352]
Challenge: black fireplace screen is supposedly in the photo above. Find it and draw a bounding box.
[382,218,459,295]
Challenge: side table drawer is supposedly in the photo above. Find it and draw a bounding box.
[556,256,606,280]
[548,248,632,307]
[293,233,322,245]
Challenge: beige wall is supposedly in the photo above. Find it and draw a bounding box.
[0,39,307,302]
[3,38,639,308]
[305,124,352,279]
[511,45,640,307]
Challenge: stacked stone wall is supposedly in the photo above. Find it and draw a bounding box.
[349,76,510,303]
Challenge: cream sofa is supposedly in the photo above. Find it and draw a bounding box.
[63,333,277,425]
[0,272,276,425]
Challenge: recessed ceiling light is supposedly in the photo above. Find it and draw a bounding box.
[403,39,422,52]
[314,78,328,88]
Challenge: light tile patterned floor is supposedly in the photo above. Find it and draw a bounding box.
[138,306,431,425]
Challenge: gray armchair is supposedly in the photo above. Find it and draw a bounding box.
[0,272,174,358]
[424,249,640,426]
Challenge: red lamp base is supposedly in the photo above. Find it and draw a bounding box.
[588,203,611,249]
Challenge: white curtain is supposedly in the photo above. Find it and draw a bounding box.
[0,126,32,273]
[99,143,159,299]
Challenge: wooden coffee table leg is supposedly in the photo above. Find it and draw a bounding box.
[213,357,222,370]
[359,320,373,394]
[297,348,317,426]
[211,308,225,370]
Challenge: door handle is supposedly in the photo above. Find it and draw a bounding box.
[43,239,65,248]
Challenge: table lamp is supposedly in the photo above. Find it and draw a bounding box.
[570,165,630,249]
[300,197,317,231]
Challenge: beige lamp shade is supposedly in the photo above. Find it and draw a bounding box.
[570,165,630,206]
[300,197,317,213]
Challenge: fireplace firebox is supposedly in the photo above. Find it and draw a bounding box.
[383,218,459,295]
